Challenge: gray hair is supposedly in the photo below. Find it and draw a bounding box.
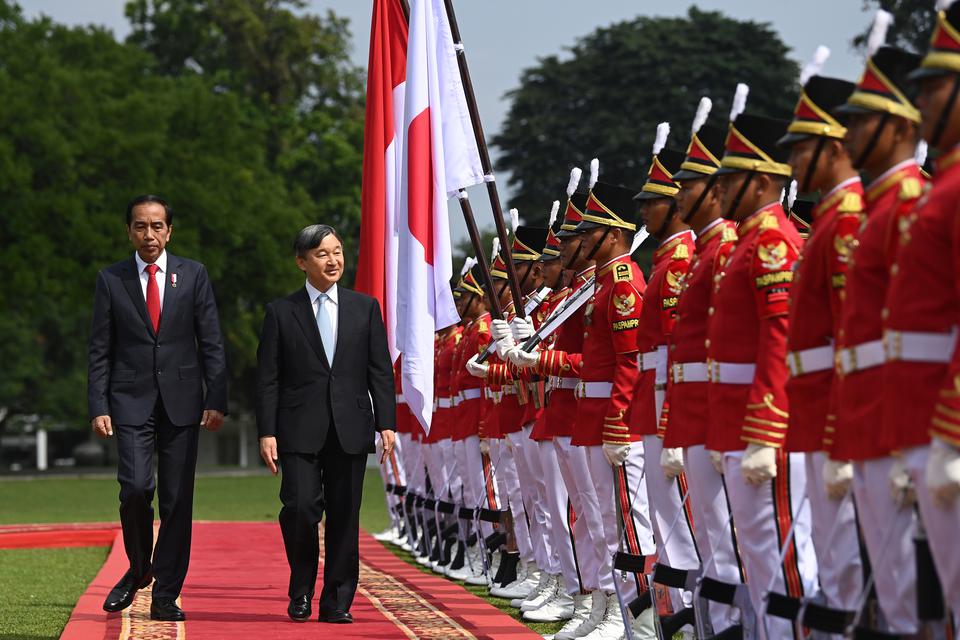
[294,224,342,258]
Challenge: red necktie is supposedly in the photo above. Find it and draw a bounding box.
[145,264,161,333]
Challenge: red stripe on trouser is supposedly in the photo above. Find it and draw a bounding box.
[616,465,648,593]
[677,472,700,562]
[389,449,402,486]
[568,501,585,592]
[481,452,499,527]
[772,450,804,599]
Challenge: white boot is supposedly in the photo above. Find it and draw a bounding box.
[553,593,595,639]
[512,568,550,608]
[579,594,626,640]
[523,588,575,622]
[464,546,488,585]
[520,573,559,612]
[629,605,656,640]
[559,590,607,639]
[490,559,529,598]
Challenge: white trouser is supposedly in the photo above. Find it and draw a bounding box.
[525,438,560,575]
[491,438,534,562]
[454,435,501,539]
[554,436,604,592]
[536,439,582,593]
[402,435,427,495]
[586,442,656,599]
[379,434,406,526]
[508,427,551,570]
[904,445,960,624]
[724,451,818,640]
[643,435,700,612]
[684,445,745,633]
[852,458,918,633]
[805,451,863,611]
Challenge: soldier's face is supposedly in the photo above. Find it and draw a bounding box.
[917,74,960,150]
[540,259,562,285]
[787,137,825,193]
[677,177,717,230]
[843,112,893,172]
[638,198,673,239]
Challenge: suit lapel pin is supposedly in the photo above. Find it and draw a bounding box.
[170,273,178,288]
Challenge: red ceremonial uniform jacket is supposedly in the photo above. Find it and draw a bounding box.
[881,148,960,452]
[487,302,525,437]
[536,254,645,446]
[536,267,595,439]
[706,202,803,452]
[529,289,568,440]
[628,230,695,437]
[662,219,737,448]
[932,149,960,447]
[784,178,864,452]
[451,313,490,441]
[831,160,925,459]
[427,327,462,443]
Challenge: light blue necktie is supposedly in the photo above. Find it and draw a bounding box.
[316,293,335,363]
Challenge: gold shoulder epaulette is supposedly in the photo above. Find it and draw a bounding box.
[478,320,489,332]
[838,192,864,213]
[672,244,690,260]
[899,177,922,200]
[721,226,737,243]
[759,213,779,231]
[455,333,463,344]
[613,262,632,282]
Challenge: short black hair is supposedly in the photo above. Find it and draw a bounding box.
[126,195,172,226]
[294,224,343,258]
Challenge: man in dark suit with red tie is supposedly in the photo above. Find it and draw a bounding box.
[256,224,396,624]
[87,195,228,621]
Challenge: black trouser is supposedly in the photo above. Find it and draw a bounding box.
[279,426,367,613]
[115,399,199,599]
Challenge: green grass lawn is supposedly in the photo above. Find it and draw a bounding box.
[0,471,560,639]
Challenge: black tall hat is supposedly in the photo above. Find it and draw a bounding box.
[716,114,793,177]
[673,124,726,181]
[512,226,548,262]
[835,46,922,122]
[635,148,685,201]
[911,2,960,80]
[575,181,640,232]
[779,76,856,147]
[556,190,589,238]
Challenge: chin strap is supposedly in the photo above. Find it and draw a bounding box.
[929,75,960,150]
[724,172,755,220]
[800,137,827,194]
[855,113,890,169]
[584,227,612,262]
[564,238,584,271]
[681,175,718,224]
[649,199,680,240]
[517,262,532,292]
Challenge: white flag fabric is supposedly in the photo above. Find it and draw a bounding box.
[397,0,484,433]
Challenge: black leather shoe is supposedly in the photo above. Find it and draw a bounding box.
[102,569,153,612]
[319,609,353,624]
[288,595,311,622]
[150,598,186,622]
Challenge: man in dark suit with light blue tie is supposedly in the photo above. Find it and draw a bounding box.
[256,224,396,624]
[87,195,228,621]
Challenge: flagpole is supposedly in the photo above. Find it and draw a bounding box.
[442,0,526,320]
[458,190,503,318]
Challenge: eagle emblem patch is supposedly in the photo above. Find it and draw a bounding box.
[758,240,789,271]
[613,292,637,317]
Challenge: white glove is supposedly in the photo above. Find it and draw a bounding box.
[661,447,685,479]
[495,336,515,360]
[823,458,853,500]
[465,353,489,378]
[926,436,960,507]
[740,443,777,486]
[479,437,490,456]
[507,346,539,369]
[889,455,916,508]
[491,318,513,341]
[603,442,631,466]
[708,450,725,475]
[511,316,535,340]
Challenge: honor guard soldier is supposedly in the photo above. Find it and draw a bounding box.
[892,0,960,622]
[778,64,865,615]
[831,36,927,634]
[660,97,746,636]
[708,103,818,639]
[629,124,700,623]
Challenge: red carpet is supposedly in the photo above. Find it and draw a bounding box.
[60,521,541,639]
[0,522,119,549]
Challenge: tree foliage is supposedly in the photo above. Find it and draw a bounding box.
[852,0,936,54]
[492,7,800,220]
[0,0,365,426]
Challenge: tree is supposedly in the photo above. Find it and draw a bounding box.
[852,0,936,54]
[492,7,800,221]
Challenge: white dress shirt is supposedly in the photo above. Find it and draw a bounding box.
[134,250,167,307]
[306,280,339,352]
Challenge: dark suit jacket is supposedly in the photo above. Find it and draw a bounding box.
[87,253,229,427]
[255,286,396,455]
